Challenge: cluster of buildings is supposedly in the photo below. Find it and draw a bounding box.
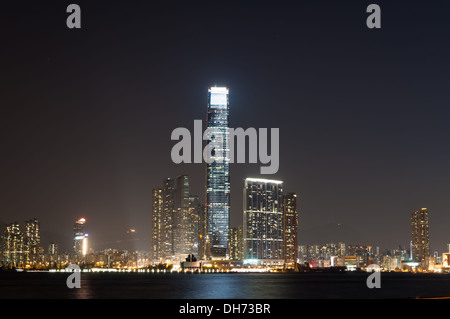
[297,209,450,273]
[151,87,299,269]
[0,217,152,269]
[151,176,205,265]
[151,176,298,269]
[0,218,41,268]
[299,243,418,272]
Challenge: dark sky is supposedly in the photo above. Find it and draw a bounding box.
[1,0,449,253]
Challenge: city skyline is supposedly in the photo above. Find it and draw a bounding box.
[0,77,446,254]
[1,183,443,254]
[2,1,450,256]
[2,186,447,263]
[2,211,449,271]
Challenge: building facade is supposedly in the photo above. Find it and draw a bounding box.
[151,188,164,261]
[175,175,190,256]
[23,218,40,265]
[162,178,176,258]
[229,225,244,261]
[152,176,204,263]
[187,195,202,257]
[1,219,42,268]
[197,196,209,260]
[2,222,24,267]
[73,218,86,257]
[206,86,230,259]
[411,208,430,262]
[243,178,284,262]
[283,193,298,267]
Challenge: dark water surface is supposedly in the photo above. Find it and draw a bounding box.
[1,272,449,299]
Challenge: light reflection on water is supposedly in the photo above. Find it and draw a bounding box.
[1,272,450,299]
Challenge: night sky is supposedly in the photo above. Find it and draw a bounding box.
[1,0,449,253]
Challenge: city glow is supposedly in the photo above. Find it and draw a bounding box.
[209,87,228,111]
[82,236,88,256]
[230,268,270,273]
[208,87,229,94]
[245,178,283,184]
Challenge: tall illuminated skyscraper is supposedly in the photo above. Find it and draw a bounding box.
[243,178,284,263]
[73,218,87,258]
[206,86,230,259]
[411,208,430,262]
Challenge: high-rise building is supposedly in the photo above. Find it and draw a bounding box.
[23,218,40,265]
[283,193,298,267]
[196,197,208,260]
[186,195,201,257]
[175,175,190,256]
[151,188,164,262]
[411,208,430,262]
[162,178,176,257]
[206,86,230,259]
[73,218,87,259]
[243,178,284,263]
[229,225,244,261]
[175,175,190,209]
